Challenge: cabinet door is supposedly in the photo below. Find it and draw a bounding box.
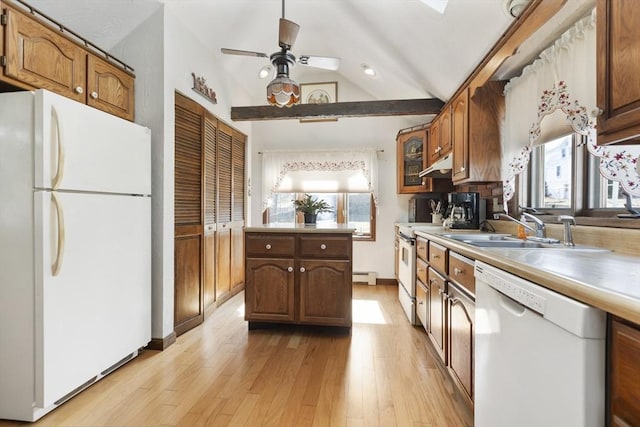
[427,267,447,364]
[174,93,204,336]
[448,283,475,405]
[231,223,244,290]
[416,279,429,331]
[396,129,427,193]
[215,227,231,301]
[452,89,469,182]
[4,5,86,102]
[439,106,452,155]
[428,117,442,166]
[86,55,135,121]
[608,318,640,426]
[299,259,352,327]
[245,258,295,322]
[597,0,640,144]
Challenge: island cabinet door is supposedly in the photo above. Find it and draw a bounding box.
[298,259,352,327]
[245,258,295,322]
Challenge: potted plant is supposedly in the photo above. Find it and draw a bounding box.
[293,194,333,224]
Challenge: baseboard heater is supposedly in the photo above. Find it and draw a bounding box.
[352,271,377,285]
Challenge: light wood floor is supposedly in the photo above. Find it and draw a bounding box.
[0,285,472,427]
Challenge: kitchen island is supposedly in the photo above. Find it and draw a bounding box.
[244,224,353,329]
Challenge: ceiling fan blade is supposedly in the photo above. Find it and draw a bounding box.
[298,55,341,71]
[279,18,300,49]
[220,48,268,58]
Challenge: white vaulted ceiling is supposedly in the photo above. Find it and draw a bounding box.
[26,0,595,109]
[27,0,519,107]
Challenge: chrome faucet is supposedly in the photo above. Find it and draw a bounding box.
[520,212,546,238]
[493,213,538,236]
[558,215,576,247]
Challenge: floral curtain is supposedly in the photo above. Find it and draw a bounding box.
[261,149,380,208]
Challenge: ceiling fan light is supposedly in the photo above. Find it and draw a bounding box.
[259,65,273,79]
[266,75,300,107]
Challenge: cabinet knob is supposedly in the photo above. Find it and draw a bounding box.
[90,91,98,99]
[300,267,306,273]
[593,108,604,117]
[459,166,466,172]
[265,244,272,250]
[74,86,84,94]
[320,244,327,250]
[287,266,293,273]
[453,267,463,276]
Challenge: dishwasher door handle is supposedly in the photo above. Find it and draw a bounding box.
[498,292,527,317]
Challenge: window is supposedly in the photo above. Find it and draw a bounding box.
[524,134,640,216]
[528,134,574,210]
[266,192,376,240]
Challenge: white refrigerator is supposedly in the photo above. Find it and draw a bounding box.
[0,90,152,421]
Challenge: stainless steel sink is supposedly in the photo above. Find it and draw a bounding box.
[441,233,611,252]
[469,240,546,248]
[440,233,513,242]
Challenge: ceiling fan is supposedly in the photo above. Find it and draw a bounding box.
[220,0,340,107]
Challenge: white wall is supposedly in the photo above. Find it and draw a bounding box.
[249,76,424,279]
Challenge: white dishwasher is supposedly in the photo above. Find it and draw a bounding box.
[474,261,606,427]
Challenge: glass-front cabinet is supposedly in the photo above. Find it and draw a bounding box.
[397,128,427,193]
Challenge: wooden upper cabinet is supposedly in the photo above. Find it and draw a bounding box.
[87,55,135,121]
[396,128,427,194]
[452,89,469,182]
[3,5,86,103]
[453,81,504,184]
[428,107,452,167]
[1,1,135,121]
[596,0,640,144]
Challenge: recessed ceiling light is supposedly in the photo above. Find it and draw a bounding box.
[259,65,273,79]
[361,64,376,77]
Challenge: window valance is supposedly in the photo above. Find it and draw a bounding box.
[261,149,380,208]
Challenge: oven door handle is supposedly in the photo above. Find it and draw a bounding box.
[398,232,415,245]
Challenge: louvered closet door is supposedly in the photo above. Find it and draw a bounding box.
[215,122,233,301]
[203,113,217,309]
[231,131,246,290]
[174,93,204,335]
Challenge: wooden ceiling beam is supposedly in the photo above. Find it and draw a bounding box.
[230,98,444,121]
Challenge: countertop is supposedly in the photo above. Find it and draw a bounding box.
[414,229,640,325]
[244,223,355,234]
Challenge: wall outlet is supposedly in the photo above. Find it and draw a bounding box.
[492,197,504,212]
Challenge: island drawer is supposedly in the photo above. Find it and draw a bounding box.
[416,257,428,284]
[299,235,351,259]
[448,251,475,296]
[245,234,295,257]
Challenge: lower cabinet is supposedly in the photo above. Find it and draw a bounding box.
[448,282,475,405]
[608,317,640,426]
[244,231,352,328]
[427,267,447,364]
[245,258,295,323]
[416,236,476,407]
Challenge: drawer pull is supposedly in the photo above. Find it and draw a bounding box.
[320,244,327,250]
[453,267,463,276]
[265,244,272,250]
[287,266,293,273]
[418,300,424,305]
[300,267,306,273]
[432,254,440,259]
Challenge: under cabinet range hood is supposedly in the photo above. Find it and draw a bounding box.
[418,152,452,178]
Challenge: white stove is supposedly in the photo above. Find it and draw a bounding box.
[395,223,444,324]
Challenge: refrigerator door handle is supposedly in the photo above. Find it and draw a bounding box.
[51,192,65,276]
[51,106,65,190]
